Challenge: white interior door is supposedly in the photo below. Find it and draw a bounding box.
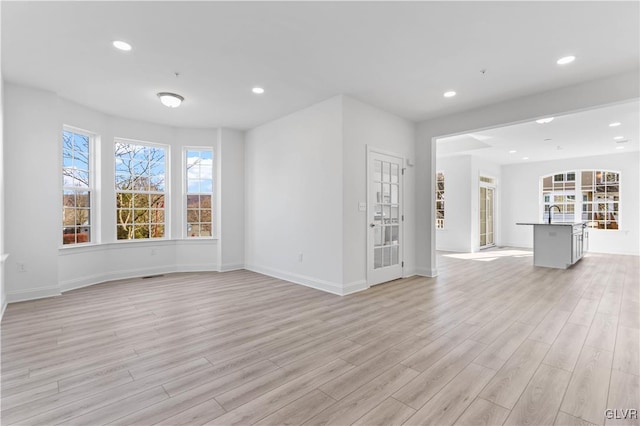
[367,150,403,286]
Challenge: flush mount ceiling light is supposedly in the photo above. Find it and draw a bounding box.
[536,117,554,124]
[157,92,184,108]
[112,40,132,51]
[556,55,576,65]
[509,150,517,154]
[443,91,456,98]
[609,122,621,127]
[522,157,529,160]
[252,87,265,94]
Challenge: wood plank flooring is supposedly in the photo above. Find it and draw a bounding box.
[1,249,639,425]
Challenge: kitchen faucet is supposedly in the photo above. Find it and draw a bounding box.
[547,204,561,224]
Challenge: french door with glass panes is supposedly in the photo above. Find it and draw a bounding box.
[367,150,403,286]
[479,181,495,248]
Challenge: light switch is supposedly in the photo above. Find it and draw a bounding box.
[358,202,367,212]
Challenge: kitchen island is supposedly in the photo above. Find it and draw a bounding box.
[516,222,587,269]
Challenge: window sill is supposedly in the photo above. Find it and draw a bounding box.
[58,238,219,254]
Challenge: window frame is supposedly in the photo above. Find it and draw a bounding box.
[183,146,215,239]
[61,125,96,248]
[114,138,170,241]
[540,169,621,230]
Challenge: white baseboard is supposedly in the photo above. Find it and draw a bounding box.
[60,264,220,293]
[342,280,368,295]
[586,249,640,256]
[175,264,220,273]
[245,264,344,296]
[415,267,438,277]
[219,263,245,272]
[403,268,417,278]
[7,286,61,303]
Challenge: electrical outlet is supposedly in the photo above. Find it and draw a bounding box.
[16,263,26,272]
[298,253,303,262]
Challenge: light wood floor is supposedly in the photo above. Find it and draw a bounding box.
[1,249,638,426]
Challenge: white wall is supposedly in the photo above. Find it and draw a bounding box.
[435,156,472,252]
[4,84,61,301]
[502,152,639,255]
[342,96,416,291]
[245,96,344,294]
[435,155,501,252]
[417,70,640,276]
[0,63,7,318]
[4,83,243,302]
[219,128,245,271]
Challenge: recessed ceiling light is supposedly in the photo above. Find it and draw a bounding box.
[557,55,575,65]
[509,150,517,154]
[609,122,621,127]
[536,117,554,124]
[252,87,265,94]
[544,138,553,141]
[616,146,625,150]
[113,40,132,51]
[614,136,624,140]
[157,92,184,108]
[522,157,529,160]
[443,91,456,98]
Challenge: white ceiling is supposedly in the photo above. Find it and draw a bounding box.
[2,1,639,130]
[437,99,640,164]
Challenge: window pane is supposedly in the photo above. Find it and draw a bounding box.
[76,191,90,208]
[187,194,199,207]
[134,194,150,208]
[200,224,212,237]
[390,185,398,204]
[200,195,212,208]
[63,227,77,245]
[187,209,199,223]
[374,247,383,269]
[63,208,76,226]
[151,175,165,192]
[151,210,164,224]
[391,164,399,183]
[115,141,166,240]
[150,194,164,209]
[133,225,149,239]
[134,210,149,224]
[62,129,92,245]
[151,224,165,238]
[382,162,390,183]
[200,179,213,193]
[185,148,214,238]
[77,227,90,243]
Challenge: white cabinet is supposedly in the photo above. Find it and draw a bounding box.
[571,224,585,264]
[517,222,587,269]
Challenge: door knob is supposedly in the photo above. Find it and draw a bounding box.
[369,223,376,228]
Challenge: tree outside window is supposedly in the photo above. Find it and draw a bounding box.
[62,128,92,245]
[115,141,167,240]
